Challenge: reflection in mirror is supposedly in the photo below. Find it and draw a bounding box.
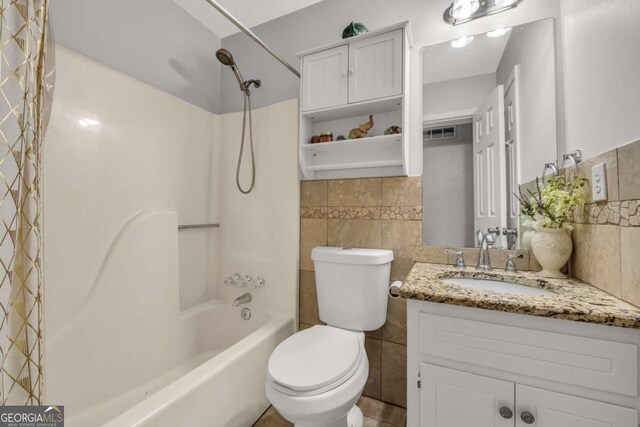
[421,18,558,250]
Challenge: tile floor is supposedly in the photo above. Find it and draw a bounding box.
[253,396,406,427]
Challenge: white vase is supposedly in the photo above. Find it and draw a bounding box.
[520,226,535,250]
[531,228,573,278]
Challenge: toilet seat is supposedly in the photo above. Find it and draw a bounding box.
[267,326,362,396]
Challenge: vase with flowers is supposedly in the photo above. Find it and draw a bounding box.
[517,175,587,278]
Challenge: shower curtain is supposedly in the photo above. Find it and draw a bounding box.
[0,0,53,404]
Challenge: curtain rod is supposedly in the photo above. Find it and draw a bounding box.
[204,0,301,78]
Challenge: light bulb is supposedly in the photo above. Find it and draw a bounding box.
[451,0,480,20]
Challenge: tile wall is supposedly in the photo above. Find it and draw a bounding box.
[300,177,422,407]
[299,176,536,407]
[568,139,640,305]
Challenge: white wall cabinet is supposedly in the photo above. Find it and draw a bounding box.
[298,23,414,180]
[302,45,348,112]
[348,29,403,103]
[408,300,640,427]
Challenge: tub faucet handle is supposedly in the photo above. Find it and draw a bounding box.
[252,276,265,288]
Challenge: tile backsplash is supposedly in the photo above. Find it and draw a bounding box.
[519,139,640,305]
[568,139,640,306]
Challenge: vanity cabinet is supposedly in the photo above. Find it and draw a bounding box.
[298,23,415,180]
[408,300,640,427]
[421,364,637,427]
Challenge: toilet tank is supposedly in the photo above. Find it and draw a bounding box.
[311,247,394,331]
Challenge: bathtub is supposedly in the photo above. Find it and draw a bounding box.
[63,301,293,427]
[45,212,294,426]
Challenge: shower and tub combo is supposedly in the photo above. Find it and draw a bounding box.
[44,0,300,425]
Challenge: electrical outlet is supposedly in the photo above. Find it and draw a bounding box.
[591,163,608,202]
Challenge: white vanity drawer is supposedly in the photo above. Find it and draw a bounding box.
[419,313,638,397]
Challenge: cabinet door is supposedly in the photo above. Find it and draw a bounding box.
[420,364,515,427]
[301,45,348,111]
[516,385,638,427]
[348,29,403,103]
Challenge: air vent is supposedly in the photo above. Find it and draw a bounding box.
[423,126,456,140]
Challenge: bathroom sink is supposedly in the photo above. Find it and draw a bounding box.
[444,277,554,297]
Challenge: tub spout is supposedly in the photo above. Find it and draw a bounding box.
[233,292,252,307]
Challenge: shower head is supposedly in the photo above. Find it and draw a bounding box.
[216,48,235,67]
[216,48,260,95]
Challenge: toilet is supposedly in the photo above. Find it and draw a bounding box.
[266,246,394,427]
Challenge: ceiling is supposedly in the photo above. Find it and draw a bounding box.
[172,0,326,39]
[423,30,511,84]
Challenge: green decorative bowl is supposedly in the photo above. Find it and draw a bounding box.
[342,22,369,39]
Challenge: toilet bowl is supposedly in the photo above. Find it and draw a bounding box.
[265,247,394,427]
[265,325,368,427]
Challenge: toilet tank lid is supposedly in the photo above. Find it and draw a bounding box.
[311,247,394,265]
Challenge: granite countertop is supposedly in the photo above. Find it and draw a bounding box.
[400,262,640,328]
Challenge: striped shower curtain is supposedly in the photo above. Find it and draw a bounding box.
[0,0,53,404]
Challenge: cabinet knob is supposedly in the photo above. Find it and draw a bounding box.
[498,407,513,419]
[349,68,354,75]
[521,411,535,424]
[341,70,347,77]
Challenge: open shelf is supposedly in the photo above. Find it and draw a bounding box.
[306,159,403,172]
[301,95,403,123]
[300,133,404,178]
[301,133,402,153]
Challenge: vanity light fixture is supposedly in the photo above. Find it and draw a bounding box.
[443,0,524,25]
[451,35,475,48]
[487,27,511,38]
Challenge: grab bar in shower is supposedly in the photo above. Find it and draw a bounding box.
[178,223,220,230]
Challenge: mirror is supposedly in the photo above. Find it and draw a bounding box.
[421,18,559,249]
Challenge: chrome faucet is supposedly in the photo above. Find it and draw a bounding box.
[233,292,252,307]
[476,231,494,271]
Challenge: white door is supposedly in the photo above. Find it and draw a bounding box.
[420,364,515,427]
[473,85,507,247]
[348,29,403,103]
[504,67,520,239]
[302,45,348,111]
[516,385,638,427]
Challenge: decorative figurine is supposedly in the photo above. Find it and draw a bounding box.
[384,126,402,135]
[348,115,374,139]
[342,22,369,39]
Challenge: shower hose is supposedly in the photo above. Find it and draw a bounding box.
[236,91,256,194]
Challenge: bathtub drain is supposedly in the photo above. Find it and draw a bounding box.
[241,307,251,320]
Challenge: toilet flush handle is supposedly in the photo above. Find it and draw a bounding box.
[388,281,403,299]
